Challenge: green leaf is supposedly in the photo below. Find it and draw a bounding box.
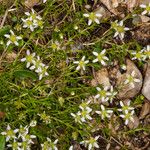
[0,136,5,150]
[13,70,38,80]
[0,26,10,37]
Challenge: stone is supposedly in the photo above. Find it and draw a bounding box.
[91,68,111,88]
[139,101,150,119]
[116,59,143,99]
[142,61,150,101]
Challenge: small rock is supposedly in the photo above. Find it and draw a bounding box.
[142,61,150,101]
[91,68,111,88]
[116,59,143,99]
[139,101,150,119]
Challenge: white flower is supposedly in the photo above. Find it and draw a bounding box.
[140,3,150,16]
[20,50,36,68]
[7,139,21,150]
[22,17,36,31]
[80,108,92,122]
[95,86,110,102]
[118,101,134,114]
[92,49,109,66]
[36,65,49,80]
[41,138,58,150]
[29,120,37,127]
[30,56,45,70]
[73,56,89,71]
[80,136,100,150]
[71,111,82,124]
[111,20,129,40]
[107,86,117,103]
[18,125,29,138]
[20,141,31,150]
[120,110,135,125]
[83,12,102,26]
[4,30,22,46]
[131,51,145,61]
[96,105,113,120]
[124,71,141,88]
[1,125,18,141]
[22,9,43,31]
[143,45,150,60]
[22,133,36,144]
[79,100,91,111]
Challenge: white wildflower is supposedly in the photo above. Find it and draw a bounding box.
[131,51,145,61]
[96,105,113,120]
[83,12,102,26]
[118,100,134,114]
[41,138,58,150]
[71,111,82,124]
[4,30,22,46]
[80,136,100,150]
[120,110,135,125]
[95,86,110,102]
[7,139,21,150]
[124,71,141,88]
[92,49,109,66]
[107,86,117,103]
[73,56,89,71]
[140,3,150,16]
[143,45,150,60]
[111,20,129,40]
[1,125,18,142]
[20,50,36,68]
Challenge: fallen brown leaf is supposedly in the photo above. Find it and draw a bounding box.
[25,0,40,8]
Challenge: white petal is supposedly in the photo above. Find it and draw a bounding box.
[88,143,92,150]
[93,51,98,56]
[39,74,43,80]
[10,30,14,35]
[76,65,80,71]
[4,34,10,38]
[83,14,89,17]
[95,94,100,99]
[88,19,92,26]
[134,78,140,83]
[93,58,98,63]
[101,49,106,54]
[101,105,105,110]
[95,111,101,114]
[140,4,146,8]
[142,10,147,15]
[114,32,119,38]
[26,50,30,55]
[30,66,35,70]
[94,18,100,24]
[26,62,30,68]
[125,119,129,125]
[14,41,19,46]
[21,58,26,62]
[6,40,11,46]
[95,13,102,17]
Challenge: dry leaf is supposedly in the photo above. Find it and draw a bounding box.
[0,111,5,119]
[126,0,140,11]
[25,0,40,8]
[139,101,150,119]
